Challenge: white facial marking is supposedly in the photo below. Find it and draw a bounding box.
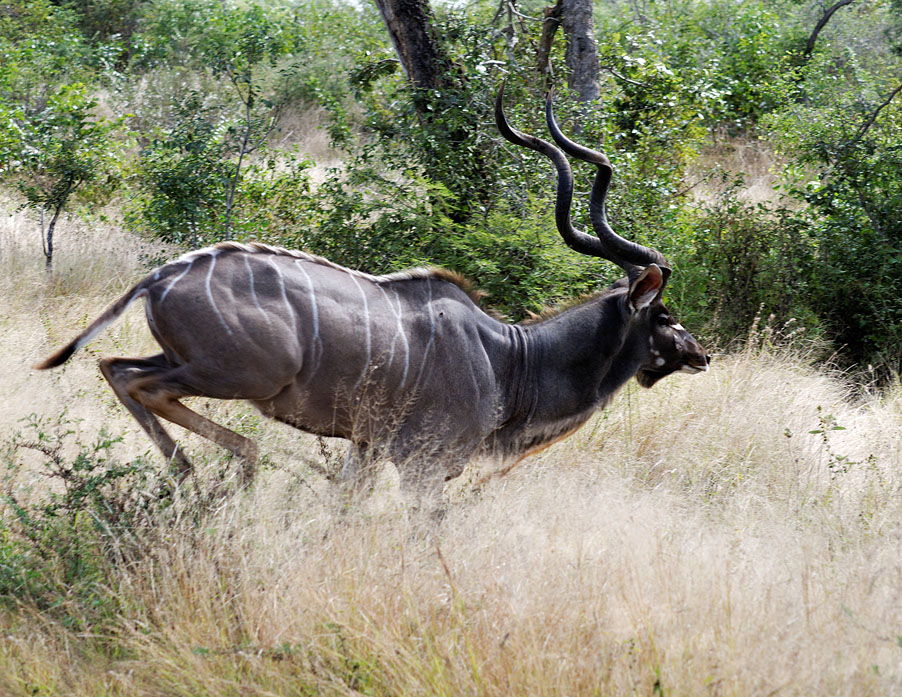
[655,357,666,367]
[672,323,685,331]
[651,348,661,356]
[205,252,233,336]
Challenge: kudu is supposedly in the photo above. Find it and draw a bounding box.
[34,87,708,506]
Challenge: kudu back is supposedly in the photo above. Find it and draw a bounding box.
[35,87,709,503]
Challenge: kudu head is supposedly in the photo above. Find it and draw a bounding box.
[495,84,710,387]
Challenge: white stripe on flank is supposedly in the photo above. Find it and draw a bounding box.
[244,255,272,326]
[293,260,319,341]
[205,252,233,336]
[267,256,296,327]
[350,274,372,389]
[378,285,410,388]
[294,260,323,370]
[412,279,436,388]
[160,259,195,302]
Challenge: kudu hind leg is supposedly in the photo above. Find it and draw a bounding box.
[102,356,258,482]
[99,355,192,478]
[126,367,259,482]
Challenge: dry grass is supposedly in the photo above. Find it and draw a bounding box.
[691,132,786,205]
[2,203,901,696]
[273,103,347,177]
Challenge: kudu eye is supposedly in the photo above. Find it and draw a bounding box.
[656,315,671,327]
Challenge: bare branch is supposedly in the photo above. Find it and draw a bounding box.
[507,1,542,22]
[804,0,854,59]
[601,65,650,89]
[848,81,902,149]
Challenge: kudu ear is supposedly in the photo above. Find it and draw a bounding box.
[627,264,665,313]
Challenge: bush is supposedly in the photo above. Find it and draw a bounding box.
[1,413,161,627]
[666,183,819,345]
[127,91,233,246]
[766,48,902,373]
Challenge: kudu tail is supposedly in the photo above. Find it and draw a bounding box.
[33,284,150,370]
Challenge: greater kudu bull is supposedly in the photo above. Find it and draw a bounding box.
[35,87,709,507]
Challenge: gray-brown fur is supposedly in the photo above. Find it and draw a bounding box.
[34,91,709,514]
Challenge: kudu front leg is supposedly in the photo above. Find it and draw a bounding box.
[397,461,455,531]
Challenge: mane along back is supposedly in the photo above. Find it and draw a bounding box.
[174,241,486,305]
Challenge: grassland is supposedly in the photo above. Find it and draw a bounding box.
[1,204,901,696]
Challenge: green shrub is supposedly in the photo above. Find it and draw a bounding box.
[666,183,819,345]
[127,92,232,246]
[766,48,902,373]
[1,413,161,628]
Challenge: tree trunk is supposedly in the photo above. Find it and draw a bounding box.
[373,0,451,95]
[537,0,564,89]
[374,0,490,223]
[44,204,63,272]
[561,0,600,103]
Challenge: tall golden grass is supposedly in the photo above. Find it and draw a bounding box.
[2,203,901,696]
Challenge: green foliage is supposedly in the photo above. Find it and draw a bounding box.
[10,83,122,209]
[62,0,146,56]
[231,150,314,238]
[1,413,160,626]
[128,90,314,246]
[595,0,804,128]
[128,92,232,246]
[667,183,818,343]
[0,80,124,267]
[0,0,127,267]
[0,0,93,80]
[766,44,902,371]
[123,0,304,242]
[0,0,95,177]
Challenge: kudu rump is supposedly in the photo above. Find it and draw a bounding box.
[35,87,709,502]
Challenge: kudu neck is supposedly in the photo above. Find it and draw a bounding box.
[518,289,642,409]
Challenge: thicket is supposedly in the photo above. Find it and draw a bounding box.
[1,0,900,372]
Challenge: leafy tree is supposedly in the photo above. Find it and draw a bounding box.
[0,0,123,270]
[129,93,232,247]
[196,3,301,236]
[126,0,302,241]
[772,78,902,370]
[14,85,122,270]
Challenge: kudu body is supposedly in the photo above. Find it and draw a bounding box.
[35,88,708,502]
